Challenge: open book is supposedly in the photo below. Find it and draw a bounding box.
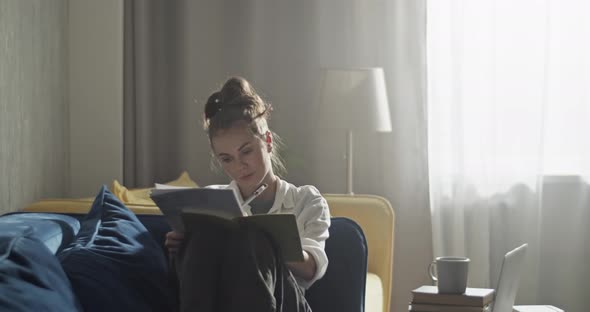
[150,185,304,262]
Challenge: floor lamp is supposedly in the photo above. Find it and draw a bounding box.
[318,67,392,195]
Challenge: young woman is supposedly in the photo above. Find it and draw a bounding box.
[165,77,331,312]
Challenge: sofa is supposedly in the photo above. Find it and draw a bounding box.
[1,178,394,312]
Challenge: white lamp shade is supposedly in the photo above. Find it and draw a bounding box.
[318,67,392,132]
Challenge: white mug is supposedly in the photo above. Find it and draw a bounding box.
[429,256,470,294]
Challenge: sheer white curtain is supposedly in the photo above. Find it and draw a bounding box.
[427,1,590,311]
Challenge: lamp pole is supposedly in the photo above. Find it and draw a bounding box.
[346,129,354,195]
[319,67,391,195]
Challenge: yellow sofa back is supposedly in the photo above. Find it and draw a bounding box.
[23,198,160,215]
[324,194,395,312]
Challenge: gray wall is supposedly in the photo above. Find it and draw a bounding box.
[0,1,68,214]
[68,0,123,197]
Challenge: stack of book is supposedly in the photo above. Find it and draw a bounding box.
[409,286,495,312]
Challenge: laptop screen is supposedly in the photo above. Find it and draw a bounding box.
[492,244,528,312]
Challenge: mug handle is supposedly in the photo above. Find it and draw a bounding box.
[429,260,438,281]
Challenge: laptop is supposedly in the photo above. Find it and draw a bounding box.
[491,243,528,312]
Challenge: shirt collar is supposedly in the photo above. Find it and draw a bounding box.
[269,179,294,213]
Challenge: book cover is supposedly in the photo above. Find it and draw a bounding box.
[150,187,304,262]
[411,286,495,307]
[150,187,244,230]
[409,302,492,312]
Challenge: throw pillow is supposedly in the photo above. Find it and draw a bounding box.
[0,235,81,311]
[57,186,176,312]
[111,171,199,206]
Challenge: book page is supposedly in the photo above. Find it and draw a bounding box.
[154,183,194,190]
[513,306,564,312]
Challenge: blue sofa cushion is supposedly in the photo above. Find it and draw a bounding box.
[0,213,80,254]
[57,186,176,312]
[0,235,81,311]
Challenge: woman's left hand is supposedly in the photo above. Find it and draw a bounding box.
[287,250,317,281]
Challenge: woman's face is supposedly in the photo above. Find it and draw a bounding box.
[211,123,274,196]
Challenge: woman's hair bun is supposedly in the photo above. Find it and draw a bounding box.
[203,76,272,132]
[219,77,256,103]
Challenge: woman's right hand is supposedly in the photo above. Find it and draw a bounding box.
[165,231,185,254]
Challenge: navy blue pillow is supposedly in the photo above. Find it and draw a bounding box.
[57,186,175,312]
[0,235,80,311]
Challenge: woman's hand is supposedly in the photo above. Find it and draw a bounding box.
[287,250,317,281]
[165,231,185,254]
